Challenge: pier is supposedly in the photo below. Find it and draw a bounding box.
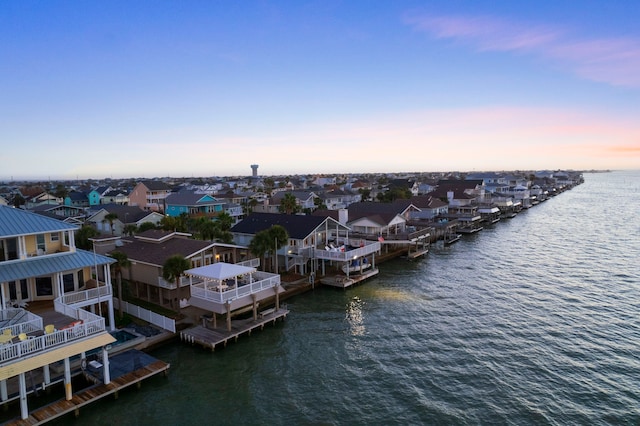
[321,268,380,289]
[180,308,289,351]
[2,350,169,425]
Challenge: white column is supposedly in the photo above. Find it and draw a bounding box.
[0,379,7,401]
[43,365,51,387]
[19,373,28,420]
[102,347,111,384]
[107,298,115,331]
[64,357,72,400]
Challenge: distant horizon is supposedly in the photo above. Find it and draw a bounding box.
[0,168,620,185]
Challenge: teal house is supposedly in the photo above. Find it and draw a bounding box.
[164,190,225,218]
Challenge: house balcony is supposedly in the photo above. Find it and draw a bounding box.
[0,304,108,365]
[157,276,190,290]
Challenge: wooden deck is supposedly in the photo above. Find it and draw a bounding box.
[3,354,170,425]
[321,268,379,289]
[180,308,289,351]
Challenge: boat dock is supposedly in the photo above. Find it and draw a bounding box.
[2,350,170,425]
[180,308,289,351]
[321,268,379,289]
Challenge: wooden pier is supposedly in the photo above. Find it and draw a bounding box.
[180,308,289,351]
[321,268,379,289]
[3,351,170,425]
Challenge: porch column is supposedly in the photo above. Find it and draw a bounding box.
[251,294,258,321]
[19,373,28,420]
[107,298,116,331]
[102,347,111,384]
[43,364,51,388]
[64,357,72,400]
[0,379,7,401]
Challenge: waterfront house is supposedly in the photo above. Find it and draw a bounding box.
[231,212,380,277]
[129,180,172,213]
[113,230,244,309]
[0,205,117,420]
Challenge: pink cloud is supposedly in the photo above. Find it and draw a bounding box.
[405,14,640,88]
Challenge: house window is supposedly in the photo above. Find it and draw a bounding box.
[35,276,53,297]
[36,234,46,252]
[63,273,75,293]
[50,232,60,242]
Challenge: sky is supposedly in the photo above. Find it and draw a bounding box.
[2,1,639,180]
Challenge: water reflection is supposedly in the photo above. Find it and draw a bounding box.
[346,296,365,336]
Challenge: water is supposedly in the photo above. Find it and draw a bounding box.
[54,171,640,425]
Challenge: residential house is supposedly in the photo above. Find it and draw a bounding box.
[230,212,379,276]
[100,189,130,205]
[164,190,225,218]
[113,230,243,309]
[86,204,165,236]
[319,189,361,210]
[0,205,117,420]
[64,190,90,209]
[129,180,173,213]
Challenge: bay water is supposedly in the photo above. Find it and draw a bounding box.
[54,171,640,425]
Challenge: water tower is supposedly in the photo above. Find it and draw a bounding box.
[251,164,259,177]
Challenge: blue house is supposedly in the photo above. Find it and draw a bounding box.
[164,190,225,218]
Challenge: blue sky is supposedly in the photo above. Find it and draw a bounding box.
[2,1,639,180]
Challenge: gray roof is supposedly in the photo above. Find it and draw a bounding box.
[0,250,115,282]
[0,205,78,237]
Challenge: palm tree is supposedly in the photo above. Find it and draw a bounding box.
[109,251,131,318]
[215,211,234,232]
[279,192,299,214]
[162,254,191,314]
[268,225,289,272]
[104,213,119,235]
[123,224,138,236]
[249,230,272,271]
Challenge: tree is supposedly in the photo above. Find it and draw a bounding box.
[279,193,299,214]
[138,221,157,232]
[268,225,289,273]
[249,230,272,271]
[123,224,138,236]
[103,213,119,235]
[162,254,191,314]
[76,225,99,250]
[109,251,131,318]
[215,211,234,232]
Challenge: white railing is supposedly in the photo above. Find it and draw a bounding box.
[61,285,112,306]
[0,310,105,364]
[236,258,260,268]
[0,309,43,337]
[114,300,176,333]
[314,242,381,262]
[157,276,190,289]
[191,274,280,304]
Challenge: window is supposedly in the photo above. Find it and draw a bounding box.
[50,232,60,242]
[35,277,53,297]
[36,234,46,252]
[63,273,75,293]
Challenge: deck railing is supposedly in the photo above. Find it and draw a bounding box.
[190,273,281,304]
[313,242,381,262]
[61,285,112,306]
[0,308,105,364]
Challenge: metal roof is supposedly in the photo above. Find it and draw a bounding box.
[0,250,115,283]
[0,205,78,237]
